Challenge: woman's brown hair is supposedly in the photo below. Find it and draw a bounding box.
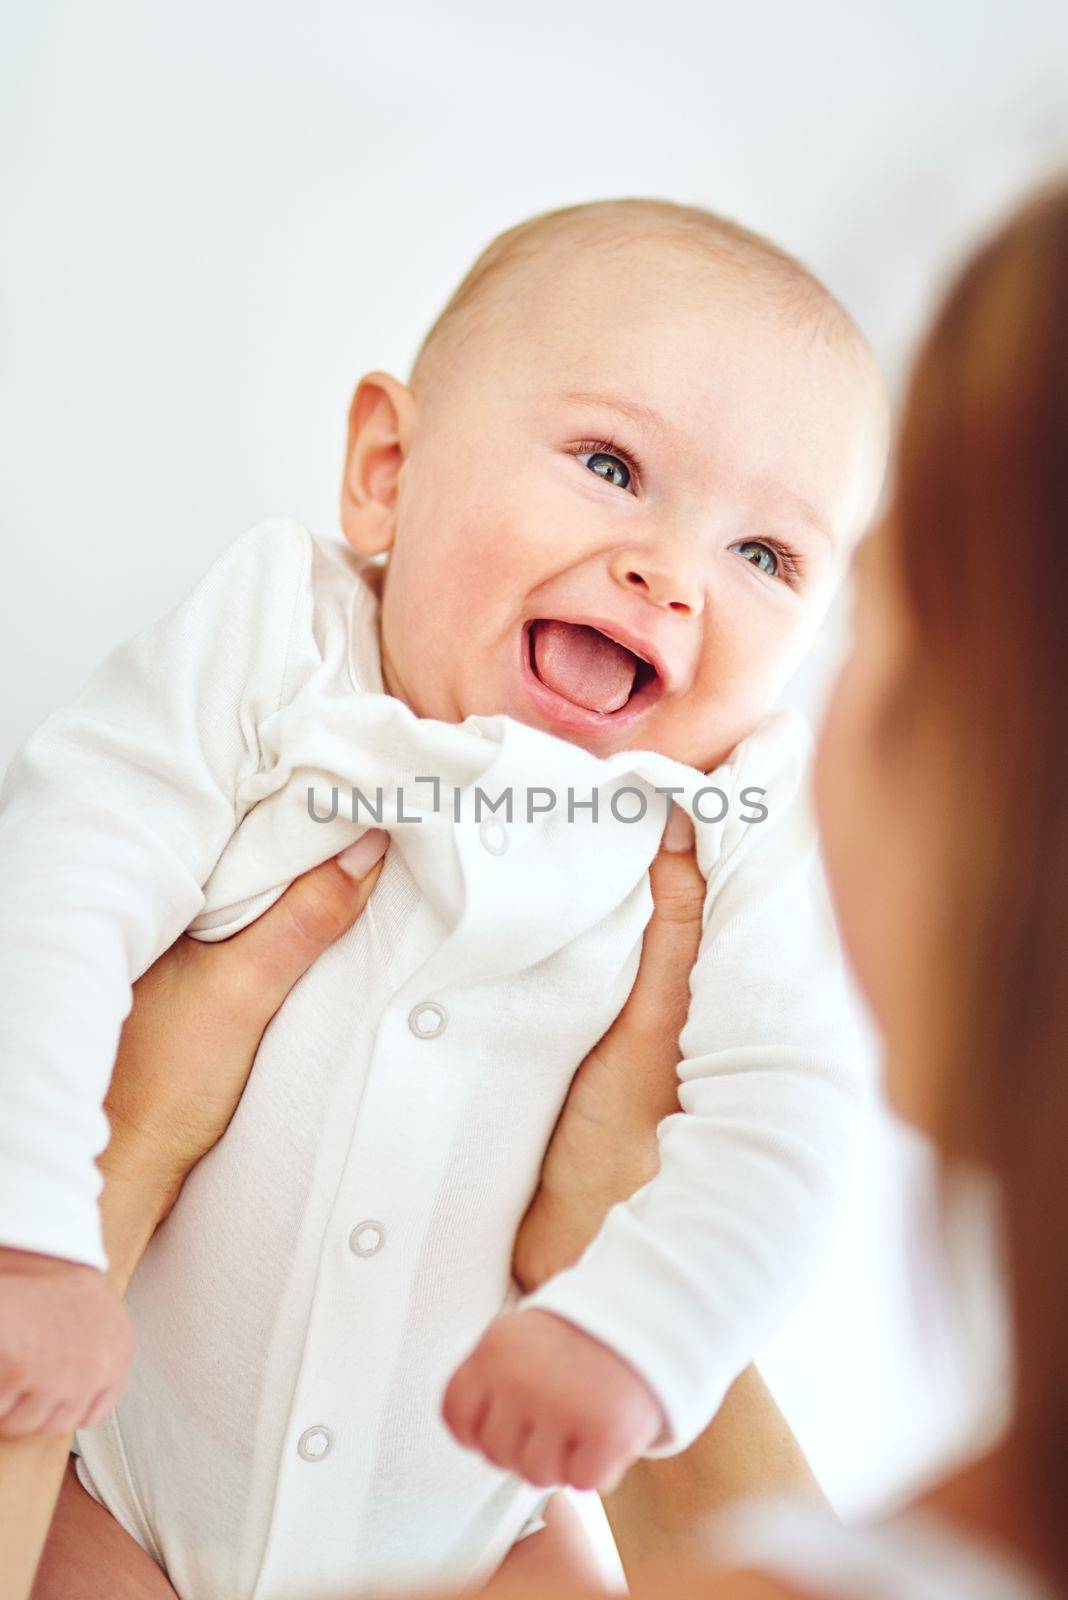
[893,176,1068,1577]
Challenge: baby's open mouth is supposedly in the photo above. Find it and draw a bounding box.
[525,619,660,717]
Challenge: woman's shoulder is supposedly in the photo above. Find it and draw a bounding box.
[630,1570,807,1600]
[694,1495,1057,1600]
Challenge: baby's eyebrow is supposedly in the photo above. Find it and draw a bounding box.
[561,390,672,438]
[764,484,835,549]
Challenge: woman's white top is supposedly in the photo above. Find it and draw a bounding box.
[710,1497,1058,1600]
[0,520,862,1596]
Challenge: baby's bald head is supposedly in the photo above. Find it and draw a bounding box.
[342,196,888,769]
[410,197,871,395]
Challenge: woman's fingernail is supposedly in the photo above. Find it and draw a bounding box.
[337,828,390,878]
[662,805,695,853]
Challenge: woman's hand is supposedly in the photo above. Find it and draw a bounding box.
[511,810,824,1583]
[101,828,391,1228]
[5,831,391,1600]
[513,809,703,1295]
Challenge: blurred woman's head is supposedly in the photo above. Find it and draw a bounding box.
[817,175,1068,1547]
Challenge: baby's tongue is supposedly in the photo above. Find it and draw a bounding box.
[531,620,637,714]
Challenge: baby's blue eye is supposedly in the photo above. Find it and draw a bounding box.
[730,540,779,578]
[585,452,631,490]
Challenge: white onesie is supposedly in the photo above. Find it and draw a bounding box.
[0,519,861,1598]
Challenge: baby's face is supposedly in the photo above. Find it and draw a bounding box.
[349,242,887,771]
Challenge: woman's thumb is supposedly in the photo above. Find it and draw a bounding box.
[647,807,704,929]
[224,829,390,1016]
[621,806,704,1044]
[336,828,392,882]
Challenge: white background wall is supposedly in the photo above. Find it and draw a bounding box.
[3,0,1068,1536]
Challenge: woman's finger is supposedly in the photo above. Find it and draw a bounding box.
[214,829,390,1021]
[649,805,703,927]
[614,808,705,1080]
[513,807,704,1292]
[100,831,392,1212]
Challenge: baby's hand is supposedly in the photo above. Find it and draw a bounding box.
[0,1247,134,1438]
[442,1308,663,1493]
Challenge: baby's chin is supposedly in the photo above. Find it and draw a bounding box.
[396,649,734,771]
[473,689,729,773]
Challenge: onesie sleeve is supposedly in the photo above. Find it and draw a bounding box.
[521,710,865,1453]
[0,519,313,1270]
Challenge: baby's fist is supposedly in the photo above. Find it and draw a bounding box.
[0,1248,134,1438]
[442,1308,663,1493]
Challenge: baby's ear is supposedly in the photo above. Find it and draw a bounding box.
[339,372,417,556]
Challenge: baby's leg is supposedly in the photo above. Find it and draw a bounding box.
[482,1493,605,1593]
[31,1455,178,1600]
[34,1462,603,1600]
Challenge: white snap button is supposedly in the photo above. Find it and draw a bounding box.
[408,1001,447,1039]
[297,1425,334,1461]
[479,817,508,855]
[349,1221,385,1257]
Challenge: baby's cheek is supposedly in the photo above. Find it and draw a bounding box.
[685,621,806,751]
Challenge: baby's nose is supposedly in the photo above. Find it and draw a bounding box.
[609,548,704,617]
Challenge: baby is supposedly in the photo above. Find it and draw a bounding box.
[0,200,887,1593]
